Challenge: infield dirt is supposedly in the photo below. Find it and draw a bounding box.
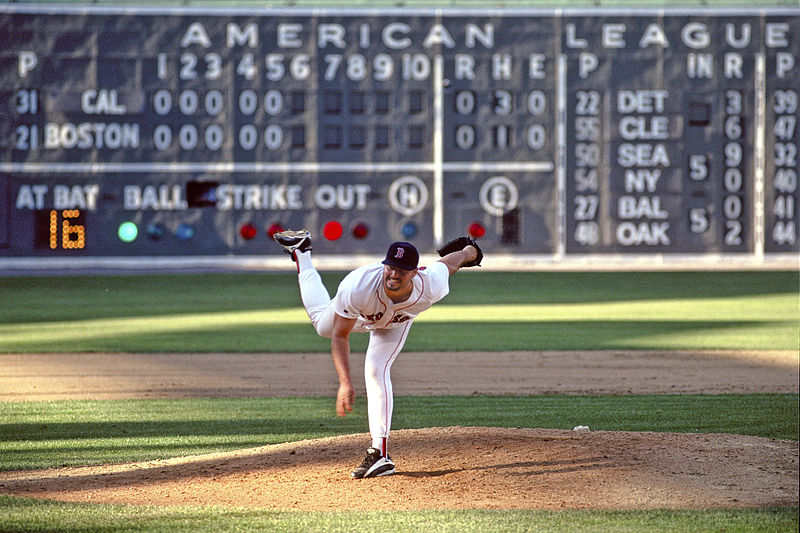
[1,350,796,400]
[0,350,797,510]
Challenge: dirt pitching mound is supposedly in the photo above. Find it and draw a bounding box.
[2,427,797,510]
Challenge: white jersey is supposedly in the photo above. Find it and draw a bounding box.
[332,261,450,331]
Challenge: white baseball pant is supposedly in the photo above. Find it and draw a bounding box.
[296,255,411,451]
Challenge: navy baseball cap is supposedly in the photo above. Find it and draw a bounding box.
[382,242,419,271]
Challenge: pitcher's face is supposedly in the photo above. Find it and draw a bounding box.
[382,264,416,293]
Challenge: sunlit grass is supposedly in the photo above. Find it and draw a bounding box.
[1,298,796,350]
[2,294,794,337]
[0,497,797,533]
[0,271,796,352]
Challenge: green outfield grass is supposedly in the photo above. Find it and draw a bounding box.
[0,271,797,352]
[0,497,796,533]
[1,270,797,531]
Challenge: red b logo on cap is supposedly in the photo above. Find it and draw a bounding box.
[383,241,418,270]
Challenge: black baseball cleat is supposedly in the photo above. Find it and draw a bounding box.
[273,229,312,258]
[350,447,395,479]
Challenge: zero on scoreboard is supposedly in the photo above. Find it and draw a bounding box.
[0,7,797,260]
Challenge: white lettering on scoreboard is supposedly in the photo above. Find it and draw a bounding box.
[1,9,798,257]
[564,13,797,253]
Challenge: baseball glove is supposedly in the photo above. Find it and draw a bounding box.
[437,236,483,267]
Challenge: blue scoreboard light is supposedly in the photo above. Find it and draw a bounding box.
[1,7,798,262]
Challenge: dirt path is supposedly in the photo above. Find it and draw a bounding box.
[0,350,797,510]
[1,350,796,400]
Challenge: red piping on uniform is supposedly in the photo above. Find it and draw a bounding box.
[373,287,388,325]
[379,272,424,325]
[394,272,425,311]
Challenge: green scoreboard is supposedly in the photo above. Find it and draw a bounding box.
[1,6,798,263]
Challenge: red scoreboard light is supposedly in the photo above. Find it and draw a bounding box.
[266,223,284,239]
[239,223,257,240]
[468,222,486,239]
[323,221,343,240]
[352,222,369,239]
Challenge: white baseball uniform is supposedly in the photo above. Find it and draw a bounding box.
[294,251,450,450]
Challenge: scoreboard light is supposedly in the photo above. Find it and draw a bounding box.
[239,223,257,240]
[352,222,369,239]
[323,220,343,240]
[401,222,418,239]
[146,223,164,240]
[468,222,486,239]
[175,223,194,241]
[266,223,284,239]
[117,221,138,243]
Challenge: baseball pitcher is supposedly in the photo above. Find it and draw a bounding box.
[273,229,481,478]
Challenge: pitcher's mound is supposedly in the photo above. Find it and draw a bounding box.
[2,427,797,510]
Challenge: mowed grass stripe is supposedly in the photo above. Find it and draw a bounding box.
[0,297,793,333]
[0,497,797,533]
[0,271,796,351]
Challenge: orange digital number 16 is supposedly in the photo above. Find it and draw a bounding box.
[48,209,85,250]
